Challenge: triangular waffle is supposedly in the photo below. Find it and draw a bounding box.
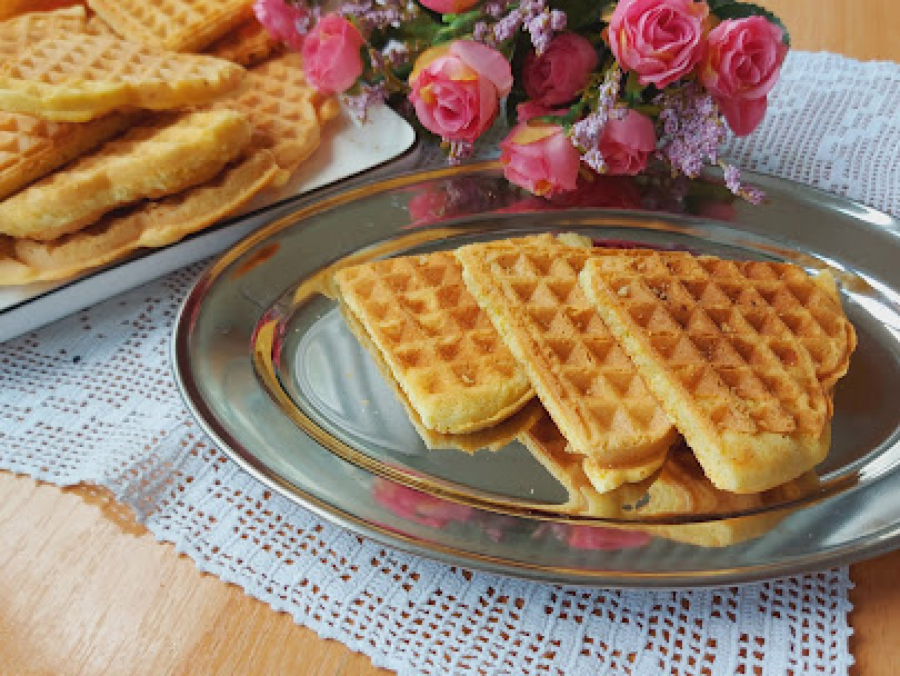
[579,251,844,493]
[0,34,245,122]
[0,109,134,201]
[221,53,338,186]
[87,0,254,53]
[455,235,677,491]
[333,251,535,435]
[0,6,87,62]
[0,108,252,241]
[0,149,279,284]
[338,295,544,452]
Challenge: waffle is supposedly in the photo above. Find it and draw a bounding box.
[519,414,817,546]
[338,296,544,452]
[0,109,134,201]
[221,53,338,186]
[0,34,245,122]
[0,149,278,284]
[0,108,252,241]
[333,251,535,435]
[207,17,281,67]
[455,235,677,491]
[579,251,841,493]
[87,0,254,52]
[0,6,87,62]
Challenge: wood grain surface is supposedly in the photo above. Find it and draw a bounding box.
[1,2,898,675]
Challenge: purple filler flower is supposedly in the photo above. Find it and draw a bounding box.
[340,0,418,31]
[655,83,725,178]
[493,10,523,43]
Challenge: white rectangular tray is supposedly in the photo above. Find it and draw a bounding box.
[0,104,416,343]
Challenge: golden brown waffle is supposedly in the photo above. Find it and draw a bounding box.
[519,414,817,546]
[0,149,279,284]
[221,53,337,186]
[580,251,841,493]
[455,235,677,491]
[333,251,535,435]
[0,110,134,201]
[207,17,281,67]
[0,6,87,62]
[0,108,252,241]
[591,248,857,392]
[338,295,543,452]
[87,0,254,52]
[0,33,245,122]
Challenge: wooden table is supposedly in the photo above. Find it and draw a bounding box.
[1,2,898,674]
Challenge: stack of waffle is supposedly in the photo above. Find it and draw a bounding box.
[0,2,335,285]
[336,233,856,510]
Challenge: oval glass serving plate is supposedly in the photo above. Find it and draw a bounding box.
[172,162,900,588]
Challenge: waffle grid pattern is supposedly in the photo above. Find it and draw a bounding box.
[224,54,327,176]
[0,6,87,61]
[457,236,675,464]
[0,34,244,121]
[87,0,254,52]
[584,252,837,436]
[335,252,532,434]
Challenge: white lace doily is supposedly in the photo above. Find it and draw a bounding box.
[4,50,894,675]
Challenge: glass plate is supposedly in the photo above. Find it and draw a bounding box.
[172,162,900,588]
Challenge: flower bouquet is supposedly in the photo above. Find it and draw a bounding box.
[254,0,788,201]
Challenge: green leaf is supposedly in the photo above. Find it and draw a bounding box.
[710,2,791,46]
[390,13,442,43]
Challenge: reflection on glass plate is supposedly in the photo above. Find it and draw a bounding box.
[173,162,900,587]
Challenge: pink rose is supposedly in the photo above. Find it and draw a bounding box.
[418,0,479,14]
[253,0,308,52]
[523,33,599,107]
[501,115,581,197]
[701,17,787,136]
[598,110,656,175]
[409,40,513,143]
[608,0,709,88]
[301,14,365,94]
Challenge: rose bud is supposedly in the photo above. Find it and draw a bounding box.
[500,110,581,197]
[701,16,788,136]
[523,33,598,107]
[409,40,513,143]
[608,0,709,88]
[302,14,365,94]
[597,110,657,175]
